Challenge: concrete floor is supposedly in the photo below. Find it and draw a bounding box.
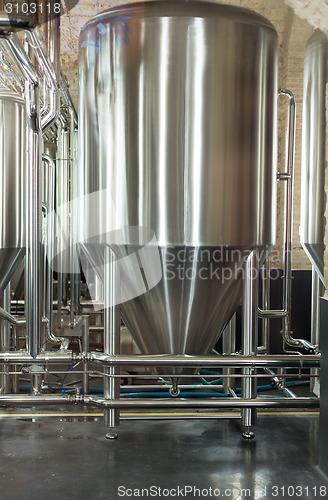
[0,410,326,499]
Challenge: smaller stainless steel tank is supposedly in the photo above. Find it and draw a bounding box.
[301,30,328,285]
[0,89,26,296]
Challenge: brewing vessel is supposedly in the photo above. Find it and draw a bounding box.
[79,1,278,360]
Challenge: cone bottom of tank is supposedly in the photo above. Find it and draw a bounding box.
[82,244,271,376]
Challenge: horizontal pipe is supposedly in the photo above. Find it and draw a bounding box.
[0,12,35,33]
[0,394,318,410]
[122,414,241,420]
[0,352,76,363]
[91,353,320,368]
[0,394,68,405]
[120,385,224,390]
[87,396,319,409]
[0,351,320,368]
[258,309,287,318]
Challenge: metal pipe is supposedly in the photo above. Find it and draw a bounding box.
[257,92,315,352]
[82,315,89,395]
[25,28,59,132]
[103,247,120,437]
[265,367,298,398]
[0,352,75,363]
[0,44,24,90]
[31,374,42,395]
[121,414,241,420]
[121,385,225,390]
[42,154,55,337]
[279,89,295,349]
[4,33,38,85]
[0,394,68,405]
[69,106,80,321]
[91,353,320,367]
[0,306,22,325]
[15,25,59,132]
[0,12,35,34]
[261,258,270,353]
[278,90,314,351]
[0,394,318,409]
[258,309,287,318]
[56,125,69,323]
[43,316,69,350]
[25,82,41,359]
[87,396,319,409]
[222,314,236,392]
[0,285,11,393]
[60,72,78,124]
[282,387,297,398]
[11,326,19,393]
[242,251,258,432]
[48,1,60,80]
[311,266,321,391]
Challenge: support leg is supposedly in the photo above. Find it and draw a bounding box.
[0,284,11,393]
[104,246,120,439]
[82,315,89,396]
[242,251,258,439]
[222,314,236,394]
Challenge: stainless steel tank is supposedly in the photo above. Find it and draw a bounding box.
[300,30,328,286]
[78,1,278,360]
[0,89,26,297]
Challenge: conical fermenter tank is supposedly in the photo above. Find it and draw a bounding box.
[78,1,278,369]
[0,89,26,297]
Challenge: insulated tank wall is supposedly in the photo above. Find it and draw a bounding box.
[300,30,328,286]
[0,89,26,296]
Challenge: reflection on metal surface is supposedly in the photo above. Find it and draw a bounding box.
[79,1,278,362]
[0,89,26,296]
[301,30,328,286]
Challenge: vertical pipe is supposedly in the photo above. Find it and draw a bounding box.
[104,246,120,439]
[0,284,11,393]
[48,0,60,80]
[279,90,296,348]
[12,325,19,394]
[69,108,80,321]
[56,125,68,327]
[31,373,42,395]
[82,315,89,395]
[25,82,42,359]
[94,275,103,329]
[43,155,55,337]
[222,313,236,393]
[241,251,258,438]
[311,266,321,391]
[261,259,270,353]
